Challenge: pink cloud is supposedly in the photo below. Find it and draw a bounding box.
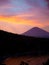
[0,21,32,34]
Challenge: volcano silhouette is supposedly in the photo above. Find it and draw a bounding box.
[22,27,49,38]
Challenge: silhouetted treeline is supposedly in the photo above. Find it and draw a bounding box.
[0,30,49,60]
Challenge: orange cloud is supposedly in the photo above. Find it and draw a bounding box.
[0,15,43,27]
[0,13,49,28]
[0,14,49,33]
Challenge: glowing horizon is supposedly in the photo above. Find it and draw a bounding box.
[0,0,49,33]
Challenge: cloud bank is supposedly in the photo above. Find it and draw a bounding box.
[0,0,49,33]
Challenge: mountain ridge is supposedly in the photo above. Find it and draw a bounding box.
[22,27,49,38]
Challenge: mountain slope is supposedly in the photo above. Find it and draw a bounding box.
[22,27,49,38]
[0,30,49,57]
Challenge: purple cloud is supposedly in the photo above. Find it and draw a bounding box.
[0,0,10,5]
[45,0,49,8]
[25,0,49,9]
[25,0,49,22]
[25,0,39,7]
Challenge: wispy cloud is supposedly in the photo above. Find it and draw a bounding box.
[25,0,49,23]
[25,0,49,8]
[0,0,49,33]
[0,0,10,5]
[0,21,32,34]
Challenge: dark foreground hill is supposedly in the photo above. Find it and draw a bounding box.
[0,30,49,58]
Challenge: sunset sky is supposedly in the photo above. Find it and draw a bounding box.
[0,0,49,34]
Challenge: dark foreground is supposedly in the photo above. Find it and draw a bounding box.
[0,30,49,64]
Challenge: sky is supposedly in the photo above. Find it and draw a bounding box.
[0,0,49,34]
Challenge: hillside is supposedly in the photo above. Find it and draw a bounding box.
[0,30,49,57]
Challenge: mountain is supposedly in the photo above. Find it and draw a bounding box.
[22,27,49,38]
